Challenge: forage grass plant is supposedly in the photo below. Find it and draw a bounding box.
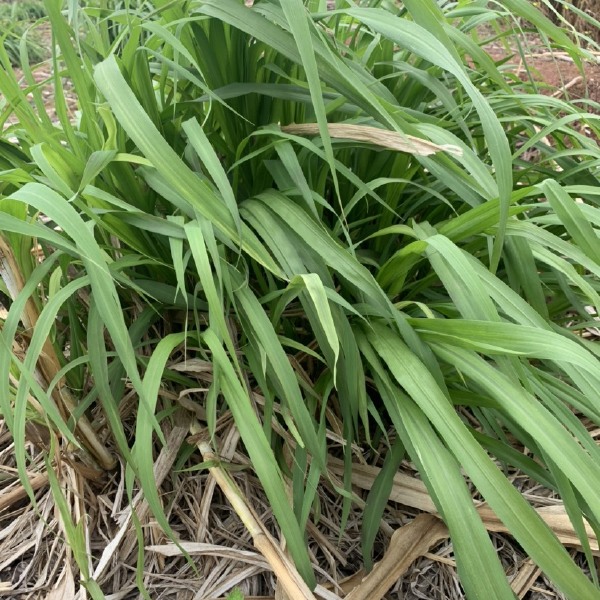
[1,0,600,597]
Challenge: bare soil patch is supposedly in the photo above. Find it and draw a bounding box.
[488,49,600,106]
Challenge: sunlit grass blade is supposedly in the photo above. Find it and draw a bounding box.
[365,323,599,598]
[358,331,516,599]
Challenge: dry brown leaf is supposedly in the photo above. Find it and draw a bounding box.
[170,358,213,375]
[147,542,270,568]
[0,472,48,512]
[477,504,598,554]
[93,418,190,581]
[177,390,208,421]
[345,515,449,600]
[215,596,275,600]
[328,457,436,513]
[423,552,456,567]
[281,123,463,157]
[215,597,274,600]
[314,585,347,600]
[329,458,599,554]
[323,571,366,597]
[279,581,344,600]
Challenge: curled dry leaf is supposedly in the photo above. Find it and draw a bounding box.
[345,514,449,600]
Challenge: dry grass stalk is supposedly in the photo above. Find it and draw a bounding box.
[328,458,599,554]
[0,471,48,512]
[0,481,61,596]
[281,123,463,156]
[147,542,271,568]
[189,422,318,600]
[93,417,190,581]
[511,558,542,598]
[197,421,241,543]
[552,75,584,98]
[345,514,449,600]
[0,235,115,470]
[0,423,569,599]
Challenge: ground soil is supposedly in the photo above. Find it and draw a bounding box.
[487,48,600,107]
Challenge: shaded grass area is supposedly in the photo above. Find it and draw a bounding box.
[0,1,600,599]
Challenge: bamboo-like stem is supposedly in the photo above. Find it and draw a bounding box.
[190,422,316,600]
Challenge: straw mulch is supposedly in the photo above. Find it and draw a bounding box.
[1,401,593,600]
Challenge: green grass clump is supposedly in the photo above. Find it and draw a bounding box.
[0,0,46,21]
[1,25,45,66]
[0,0,46,66]
[1,0,600,598]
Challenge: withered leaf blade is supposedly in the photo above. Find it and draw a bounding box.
[281,123,463,157]
[345,514,449,600]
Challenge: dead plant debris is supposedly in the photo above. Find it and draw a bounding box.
[0,410,586,600]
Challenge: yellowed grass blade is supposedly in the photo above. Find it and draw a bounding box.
[281,123,463,156]
[345,514,449,600]
[328,458,599,554]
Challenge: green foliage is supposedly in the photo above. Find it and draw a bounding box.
[0,0,46,66]
[0,27,45,66]
[1,0,600,598]
[0,0,46,21]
